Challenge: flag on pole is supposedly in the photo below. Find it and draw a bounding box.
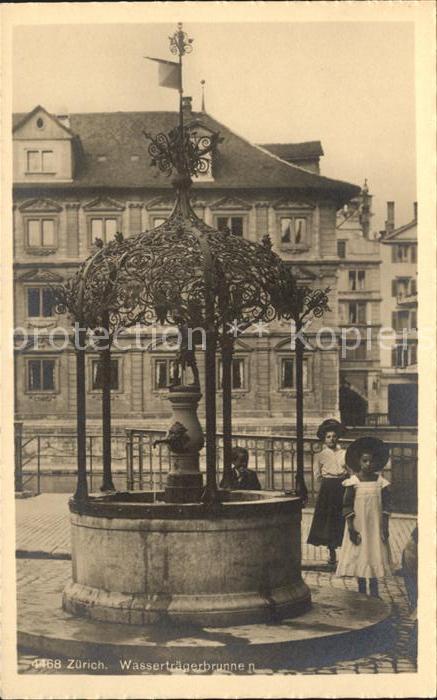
[146,57,181,90]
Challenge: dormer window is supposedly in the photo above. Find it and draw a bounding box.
[26,149,55,173]
[193,150,213,181]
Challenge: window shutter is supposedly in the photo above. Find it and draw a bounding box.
[391,347,397,367]
[391,280,397,297]
[391,246,397,263]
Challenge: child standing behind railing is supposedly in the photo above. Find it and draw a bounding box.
[336,437,393,597]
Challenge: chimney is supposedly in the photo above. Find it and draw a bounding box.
[413,201,418,220]
[182,96,192,118]
[385,201,395,234]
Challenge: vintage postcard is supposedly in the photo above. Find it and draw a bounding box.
[1,1,436,698]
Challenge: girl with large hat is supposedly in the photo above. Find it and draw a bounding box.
[307,418,348,566]
[336,436,392,597]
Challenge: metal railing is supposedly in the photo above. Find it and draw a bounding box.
[125,428,417,513]
[365,413,390,427]
[15,424,418,513]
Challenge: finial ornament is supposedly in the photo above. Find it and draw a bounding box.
[201,79,206,112]
[169,22,193,57]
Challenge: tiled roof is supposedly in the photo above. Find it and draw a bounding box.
[259,141,324,160]
[13,110,359,201]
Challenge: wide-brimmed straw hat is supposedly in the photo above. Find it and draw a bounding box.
[345,436,390,473]
[316,418,345,441]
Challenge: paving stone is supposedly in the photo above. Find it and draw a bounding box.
[15,496,418,675]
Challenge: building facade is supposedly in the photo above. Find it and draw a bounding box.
[335,184,382,425]
[378,202,418,426]
[12,102,359,434]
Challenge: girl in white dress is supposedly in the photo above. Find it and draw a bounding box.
[336,437,392,597]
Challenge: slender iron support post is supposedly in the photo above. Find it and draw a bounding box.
[74,329,88,501]
[202,322,220,505]
[100,334,115,492]
[295,320,308,504]
[221,333,234,488]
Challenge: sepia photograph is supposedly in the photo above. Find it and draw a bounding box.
[1,2,436,698]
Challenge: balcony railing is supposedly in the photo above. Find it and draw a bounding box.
[15,424,418,513]
[396,292,418,307]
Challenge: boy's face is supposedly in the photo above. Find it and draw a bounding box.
[232,451,248,470]
[359,451,375,474]
[324,430,338,448]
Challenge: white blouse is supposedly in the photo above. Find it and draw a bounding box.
[314,445,348,480]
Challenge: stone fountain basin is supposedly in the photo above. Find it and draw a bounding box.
[63,490,311,627]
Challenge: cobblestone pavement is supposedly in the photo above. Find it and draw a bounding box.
[16,559,417,675]
[16,494,417,569]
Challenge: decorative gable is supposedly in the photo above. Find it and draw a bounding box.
[83,196,125,212]
[17,268,64,284]
[146,196,175,211]
[293,265,318,282]
[146,195,207,212]
[273,198,315,210]
[210,196,252,211]
[13,105,74,140]
[19,198,63,213]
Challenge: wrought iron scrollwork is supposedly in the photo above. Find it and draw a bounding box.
[144,127,222,178]
[169,23,193,57]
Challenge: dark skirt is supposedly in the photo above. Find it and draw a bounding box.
[307,477,346,548]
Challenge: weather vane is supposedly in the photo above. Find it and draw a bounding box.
[144,23,222,180]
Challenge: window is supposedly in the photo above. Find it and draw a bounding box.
[411,246,417,263]
[348,270,366,291]
[348,302,366,324]
[279,216,307,247]
[337,240,346,258]
[391,344,416,368]
[27,358,56,392]
[410,343,417,365]
[91,358,119,390]
[410,278,417,295]
[216,216,244,237]
[153,358,178,390]
[392,310,409,332]
[344,338,367,361]
[280,357,309,390]
[27,287,54,318]
[392,345,408,368]
[410,310,417,330]
[27,219,56,248]
[392,245,411,263]
[90,217,118,244]
[26,150,55,173]
[218,358,246,390]
[192,151,213,181]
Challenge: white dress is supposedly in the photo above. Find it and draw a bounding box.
[336,474,393,579]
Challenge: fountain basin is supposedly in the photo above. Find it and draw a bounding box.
[63,490,311,627]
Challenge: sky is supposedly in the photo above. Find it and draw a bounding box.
[12,21,416,232]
